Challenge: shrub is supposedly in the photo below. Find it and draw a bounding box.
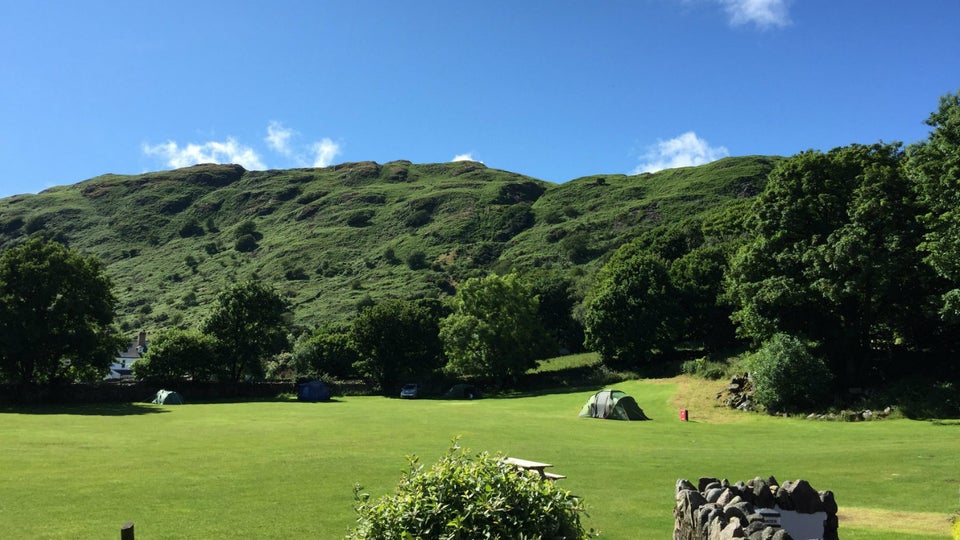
[749,333,833,413]
[347,442,593,540]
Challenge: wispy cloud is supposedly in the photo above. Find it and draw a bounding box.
[632,131,729,174]
[265,121,295,156]
[143,123,341,171]
[311,138,341,168]
[718,0,790,29]
[142,138,266,170]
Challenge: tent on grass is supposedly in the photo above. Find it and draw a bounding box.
[151,389,185,405]
[297,380,330,402]
[579,389,649,420]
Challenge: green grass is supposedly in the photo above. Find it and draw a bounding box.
[1,378,956,539]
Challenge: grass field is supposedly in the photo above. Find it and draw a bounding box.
[1,377,957,539]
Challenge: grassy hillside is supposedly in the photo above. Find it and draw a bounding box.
[0,157,779,335]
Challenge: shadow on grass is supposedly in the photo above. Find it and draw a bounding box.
[0,402,169,416]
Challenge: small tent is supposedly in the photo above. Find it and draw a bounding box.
[151,389,185,405]
[297,380,330,402]
[579,389,649,420]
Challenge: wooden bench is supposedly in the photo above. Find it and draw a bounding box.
[503,457,566,480]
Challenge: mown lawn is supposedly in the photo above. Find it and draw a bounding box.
[0,378,956,539]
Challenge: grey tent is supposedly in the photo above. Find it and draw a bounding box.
[151,389,185,405]
[578,389,649,420]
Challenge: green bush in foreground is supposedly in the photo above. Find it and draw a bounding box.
[347,442,594,540]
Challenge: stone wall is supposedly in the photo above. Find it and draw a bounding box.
[674,476,838,540]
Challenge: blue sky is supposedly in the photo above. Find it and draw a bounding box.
[2,1,958,198]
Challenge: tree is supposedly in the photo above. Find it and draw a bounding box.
[668,244,738,351]
[200,281,291,383]
[0,238,125,385]
[292,325,359,380]
[528,271,583,354]
[134,329,219,382]
[347,442,593,540]
[350,299,443,393]
[583,247,680,369]
[725,144,934,385]
[908,91,960,320]
[440,273,552,380]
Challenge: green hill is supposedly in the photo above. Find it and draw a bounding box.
[0,156,779,334]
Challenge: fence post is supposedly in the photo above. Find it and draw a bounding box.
[120,521,135,540]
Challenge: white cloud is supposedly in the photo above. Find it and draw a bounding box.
[311,138,341,168]
[632,131,729,174]
[452,153,484,164]
[142,138,266,170]
[719,0,790,29]
[265,121,295,155]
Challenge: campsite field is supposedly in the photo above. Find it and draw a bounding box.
[0,377,957,539]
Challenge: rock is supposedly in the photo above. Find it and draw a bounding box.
[783,479,823,513]
[819,490,838,514]
[699,477,720,492]
[862,410,873,420]
[716,488,736,507]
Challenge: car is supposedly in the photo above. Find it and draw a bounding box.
[400,383,419,399]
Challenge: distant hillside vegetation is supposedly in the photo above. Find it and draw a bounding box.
[0,157,779,334]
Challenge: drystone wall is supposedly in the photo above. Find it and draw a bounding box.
[674,476,838,540]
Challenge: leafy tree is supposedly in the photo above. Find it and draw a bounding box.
[292,326,359,380]
[440,273,552,380]
[908,91,960,320]
[726,144,933,385]
[0,238,125,385]
[668,244,738,350]
[200,281,291,383]
[749,333,834,413]
[134,329,219,382]
[528,271,583,354]
[583,247,680,369]
[347,442,593,540]
[350,299,444,393]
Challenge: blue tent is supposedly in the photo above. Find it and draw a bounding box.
[297,381,330,402]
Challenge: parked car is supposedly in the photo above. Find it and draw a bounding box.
[400,383,419,399]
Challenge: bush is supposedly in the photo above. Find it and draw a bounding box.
[347,442,594,540]
[749,333,833,413]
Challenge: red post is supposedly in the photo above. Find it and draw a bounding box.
[679,409,688,421]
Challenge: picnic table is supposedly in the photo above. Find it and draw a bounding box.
[503,457,566,480]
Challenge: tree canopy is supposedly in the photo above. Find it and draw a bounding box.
[350,299,444,394]
[583,247,680,369]
[440,273,552,380]
[0,238,124,385]
[200,281,291,383]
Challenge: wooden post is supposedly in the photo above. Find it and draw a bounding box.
[120,521,135,540]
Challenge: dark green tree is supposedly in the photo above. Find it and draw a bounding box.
[726,143,933,386]
[440,273,552,380]
[351,299,444,394]
[668,244,738,351]
[292,325,359,380]
[134,329,219,382]
[527,271,582,354]
[908,91,960,320]
[0,238,125,385]
[583,246,680,369]
[200,281,291,383]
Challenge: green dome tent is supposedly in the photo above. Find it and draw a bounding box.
[151,389,185,405]
[579,389,649,420]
